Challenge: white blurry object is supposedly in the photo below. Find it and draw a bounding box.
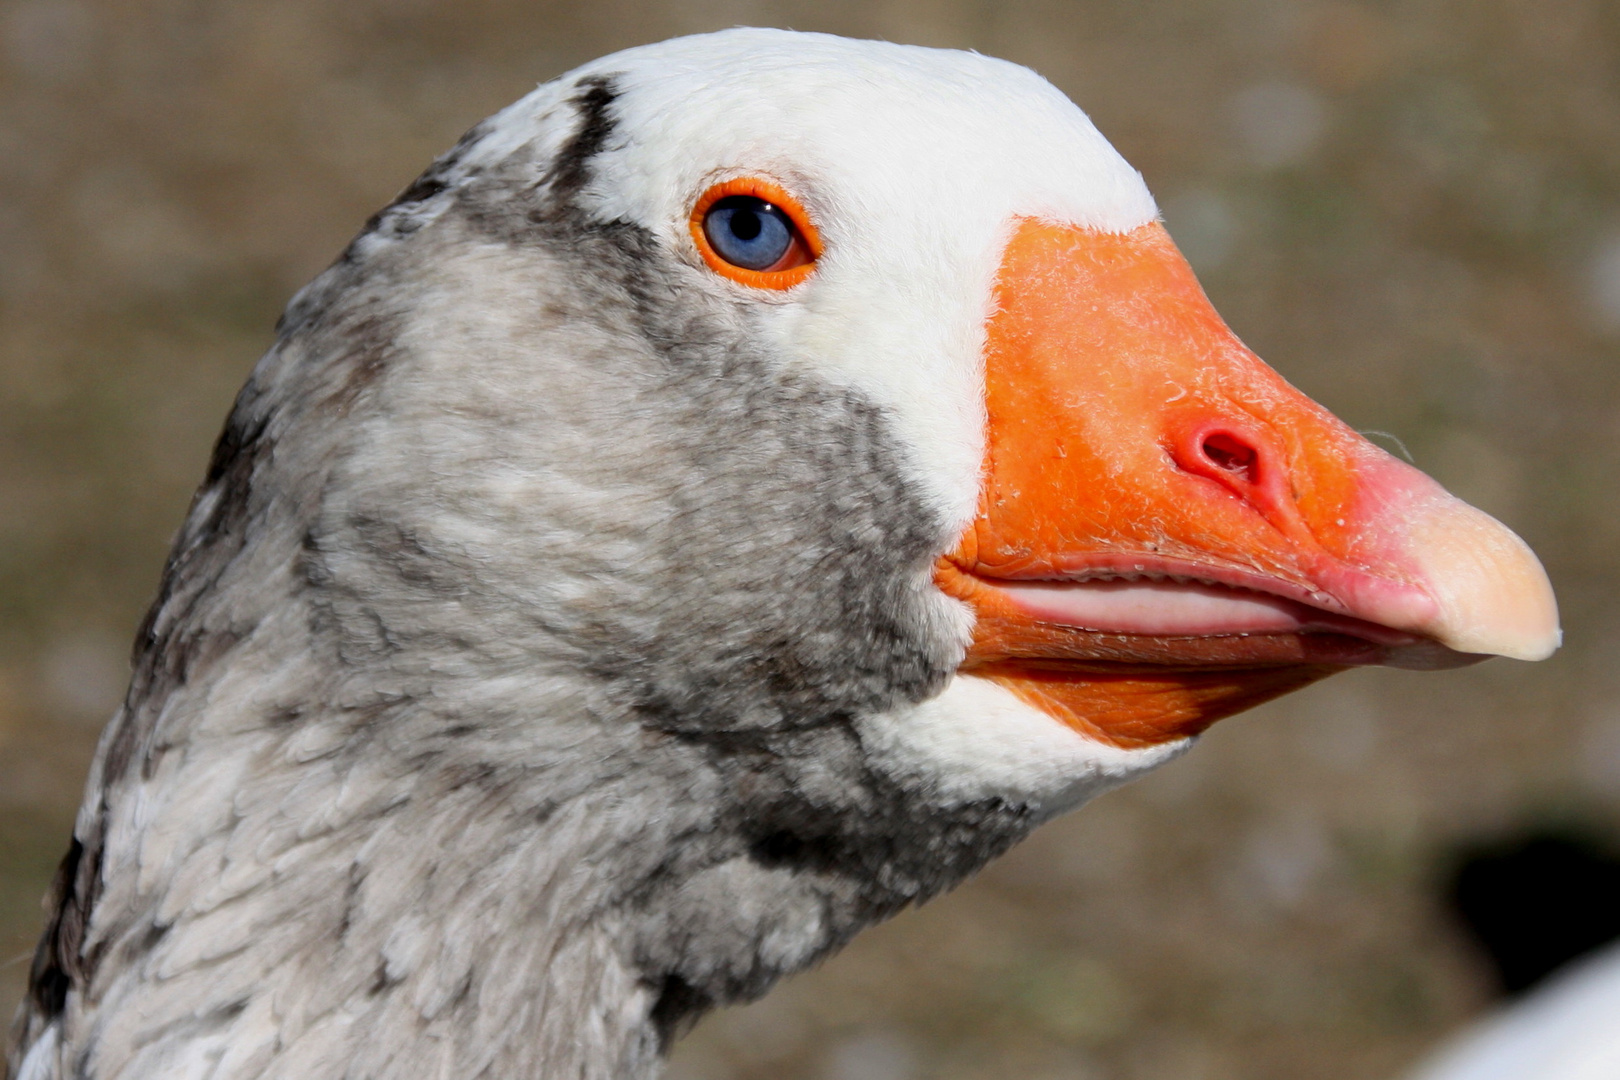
[1404,939,1620,1080]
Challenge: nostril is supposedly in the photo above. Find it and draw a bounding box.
[1172,422,1299,528]
[1200,432,1261,486]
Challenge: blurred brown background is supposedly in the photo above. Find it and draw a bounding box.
[1,1,1616,1078]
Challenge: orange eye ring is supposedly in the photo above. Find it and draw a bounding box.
[690,177,822,290]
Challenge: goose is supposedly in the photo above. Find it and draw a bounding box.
[5,28,1559,1080]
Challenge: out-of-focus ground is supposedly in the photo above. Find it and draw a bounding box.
[1,1,1616,1078]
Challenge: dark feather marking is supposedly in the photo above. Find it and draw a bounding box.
[319,314,394,417]
[134,921,169,955]
[546,75,619,198]
[122,401,273,777]
[25,839,86,1019]
[350,515,471,597]
[649,975,711,1053]
[382,175,447,218]
[346,118,493,257]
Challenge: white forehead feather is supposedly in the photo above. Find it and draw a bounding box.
[481,29,1160,531]
[571,28,1156,234]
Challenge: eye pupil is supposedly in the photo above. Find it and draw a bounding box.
[729,208,763,242]
[703,195,797,272]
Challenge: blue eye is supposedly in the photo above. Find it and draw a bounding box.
[703,196,798,271]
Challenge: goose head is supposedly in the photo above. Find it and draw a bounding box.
[12,27,1558,1080]
[390,26,1551,791]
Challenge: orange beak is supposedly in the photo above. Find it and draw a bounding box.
[935,219,1560,749]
